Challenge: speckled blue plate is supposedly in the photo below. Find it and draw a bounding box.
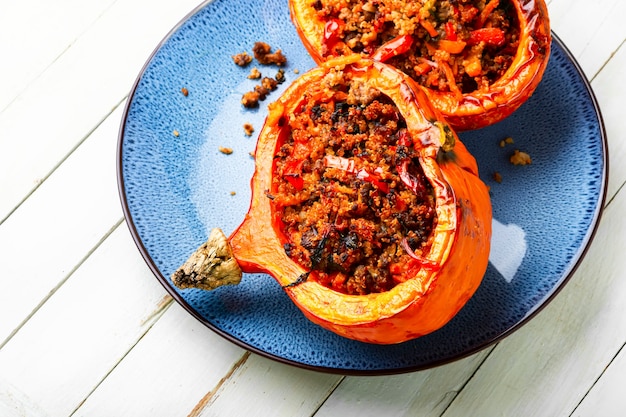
[117,0,607,375]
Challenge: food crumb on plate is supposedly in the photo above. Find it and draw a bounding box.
[252,42,287,66]
[510,150,532,165]
[248,67,261,79]
[243,123,254,136]
[241,91,260,108]
[499,136,514,147]
[219,146,233,155]
[232,51,252,67]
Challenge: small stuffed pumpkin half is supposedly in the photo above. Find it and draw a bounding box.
[289,0,551,130]
[172,56,492,344]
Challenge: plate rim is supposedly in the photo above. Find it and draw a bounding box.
[116,2,609,375]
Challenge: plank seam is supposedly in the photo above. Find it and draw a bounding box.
[0,217,124,350]
[568,342,626,416]
[438,345,498,417]
[309,376,346,416]
[68,292,174,416]
[0,96,127,228]
[589,37,625,83]
[604,180,625,210]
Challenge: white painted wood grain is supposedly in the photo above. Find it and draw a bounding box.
[572,345,626,417]
[437,171,626,416]
[0,0,116,112]
[0,224,171,417]
[73,302,246,417]
[193,354,342,417]
[0,105,123,345]
[0,0,200,222]
[313,349,492,417]
[548,0,626,79]
[0,378,52,417]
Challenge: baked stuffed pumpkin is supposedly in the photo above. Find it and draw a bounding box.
[172,56,492,344]
[289,0,551,130]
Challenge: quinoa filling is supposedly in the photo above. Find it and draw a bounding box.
[269,70,437,295]
[313,0,520,95]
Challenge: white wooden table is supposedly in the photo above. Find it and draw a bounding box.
[1,0,625,415]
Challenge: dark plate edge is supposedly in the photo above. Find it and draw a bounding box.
[115,14,609,375]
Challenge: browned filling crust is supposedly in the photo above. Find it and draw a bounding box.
[313,0,520,95]
[269,72,436,295]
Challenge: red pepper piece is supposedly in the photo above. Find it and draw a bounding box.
[395,130,428,198]
[283,159,305,191]
[445,22,458,41]
[356,168,389,194]
[323,155,389,193]
[322,18,344,51]
[371,34,413,62]
[467,28,506,46]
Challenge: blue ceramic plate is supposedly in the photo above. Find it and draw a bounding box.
[117,0,607,374]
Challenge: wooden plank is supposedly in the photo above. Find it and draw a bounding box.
[0,0,116,111]
[0,223,172,417]
[192,354,342,417]
[0,0,200,222]
[572,345,626,416]
[436,169,626,415]
[313,349,492,417]
[548,0,626,80]
[72,302,246,417]
[0,104,124,344]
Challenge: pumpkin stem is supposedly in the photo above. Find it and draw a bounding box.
[171,228,242,291]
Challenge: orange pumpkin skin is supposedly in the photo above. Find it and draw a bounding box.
[289,0,551,131]
[227,56,491,344]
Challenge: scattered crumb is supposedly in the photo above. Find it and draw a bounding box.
[262,76,279,91]
[232,52,252,67]
[241,91,261,108]
[252,42,287,66]
[230,191,237,196]
[493,171,502,183]
[243,123,254,136]
[248,67,261,79]
[294,68,300,74]
[499,137,514,147]
[275,69,286,83]
[181,87,189,96]
[254,85,268,100]
[510,150,532,165]
[219,146,234,155]
[238,43,288,109]
[173,130,180,137]
[249,151,255,159]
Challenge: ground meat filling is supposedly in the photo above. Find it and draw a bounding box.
[314,0,520,94]
[270,73,436,295]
